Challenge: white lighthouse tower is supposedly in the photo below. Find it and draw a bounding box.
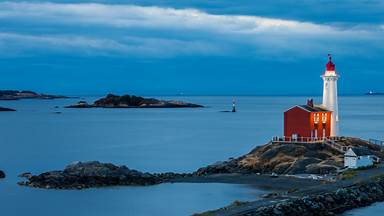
[322,54,339,137]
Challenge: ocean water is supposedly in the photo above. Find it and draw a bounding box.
[0,96,383,216]
[345,203,384,216]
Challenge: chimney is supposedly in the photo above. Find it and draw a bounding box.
[307,99,314,107]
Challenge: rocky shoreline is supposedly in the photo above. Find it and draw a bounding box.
[65,94,203,109]
[14,138,384,216]
[225,177,384,216]
[17,137,383,190]
[15,160,384,216]
[23,163,384,216]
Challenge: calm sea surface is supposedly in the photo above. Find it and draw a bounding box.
[0,96,383,216]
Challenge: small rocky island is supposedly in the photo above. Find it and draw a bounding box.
[0,90,69,100]
[18,161,161,189]
[65,101,94,108]
[0,107,16,111]
[18,161,188,189]
[66,94,203,108]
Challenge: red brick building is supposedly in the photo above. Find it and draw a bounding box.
[284,99,332,140]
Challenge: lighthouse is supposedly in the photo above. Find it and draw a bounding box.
[232,99,236,112]
[322,54,339,136]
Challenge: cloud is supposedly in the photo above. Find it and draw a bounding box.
[0,32,223,57]
[0,32,126,51]
[0,2,383,58]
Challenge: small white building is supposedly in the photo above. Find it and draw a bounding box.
[344,147,375,169]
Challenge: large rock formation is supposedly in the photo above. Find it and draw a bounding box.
[18,161,161,189]
[18,161,189,189]
[195,137,384,175]
[0,90,68,100]
[66,94,203,108]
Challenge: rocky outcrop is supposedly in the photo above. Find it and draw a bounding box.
[0,170,5,178]
[0,90,69,100]
[18,161,190,189]
[195,137,383,175]
[18,161,162,189]
[0,107,16,111]
[65,101,94,108]
[247,178,384,216]
[66,94,203,109]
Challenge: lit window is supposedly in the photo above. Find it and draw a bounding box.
[322,113,327,123]
[314,113,320,124]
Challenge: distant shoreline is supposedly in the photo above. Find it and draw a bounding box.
[0,90,71,101]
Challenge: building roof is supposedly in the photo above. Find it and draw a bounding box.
[297,105,330,112]
[347,147,373,156]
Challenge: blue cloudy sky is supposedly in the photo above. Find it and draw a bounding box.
[1,0,383,95]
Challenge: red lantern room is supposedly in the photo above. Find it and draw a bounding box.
[326,54,335,71]
[284,99,332,140]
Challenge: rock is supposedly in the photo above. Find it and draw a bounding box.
[242,178,384,216]
[65,101,94,108]
[18,161,185,190]
[194,137,384,175]
[0,170,5,178]
[261,192,280,198]
[0,107,16,111]
[66,94,203,109]
[194,159,243,176]
[19,172,33,179]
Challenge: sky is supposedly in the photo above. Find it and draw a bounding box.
[0,0,383,95]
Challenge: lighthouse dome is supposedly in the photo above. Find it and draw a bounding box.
[326,54,335,71]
